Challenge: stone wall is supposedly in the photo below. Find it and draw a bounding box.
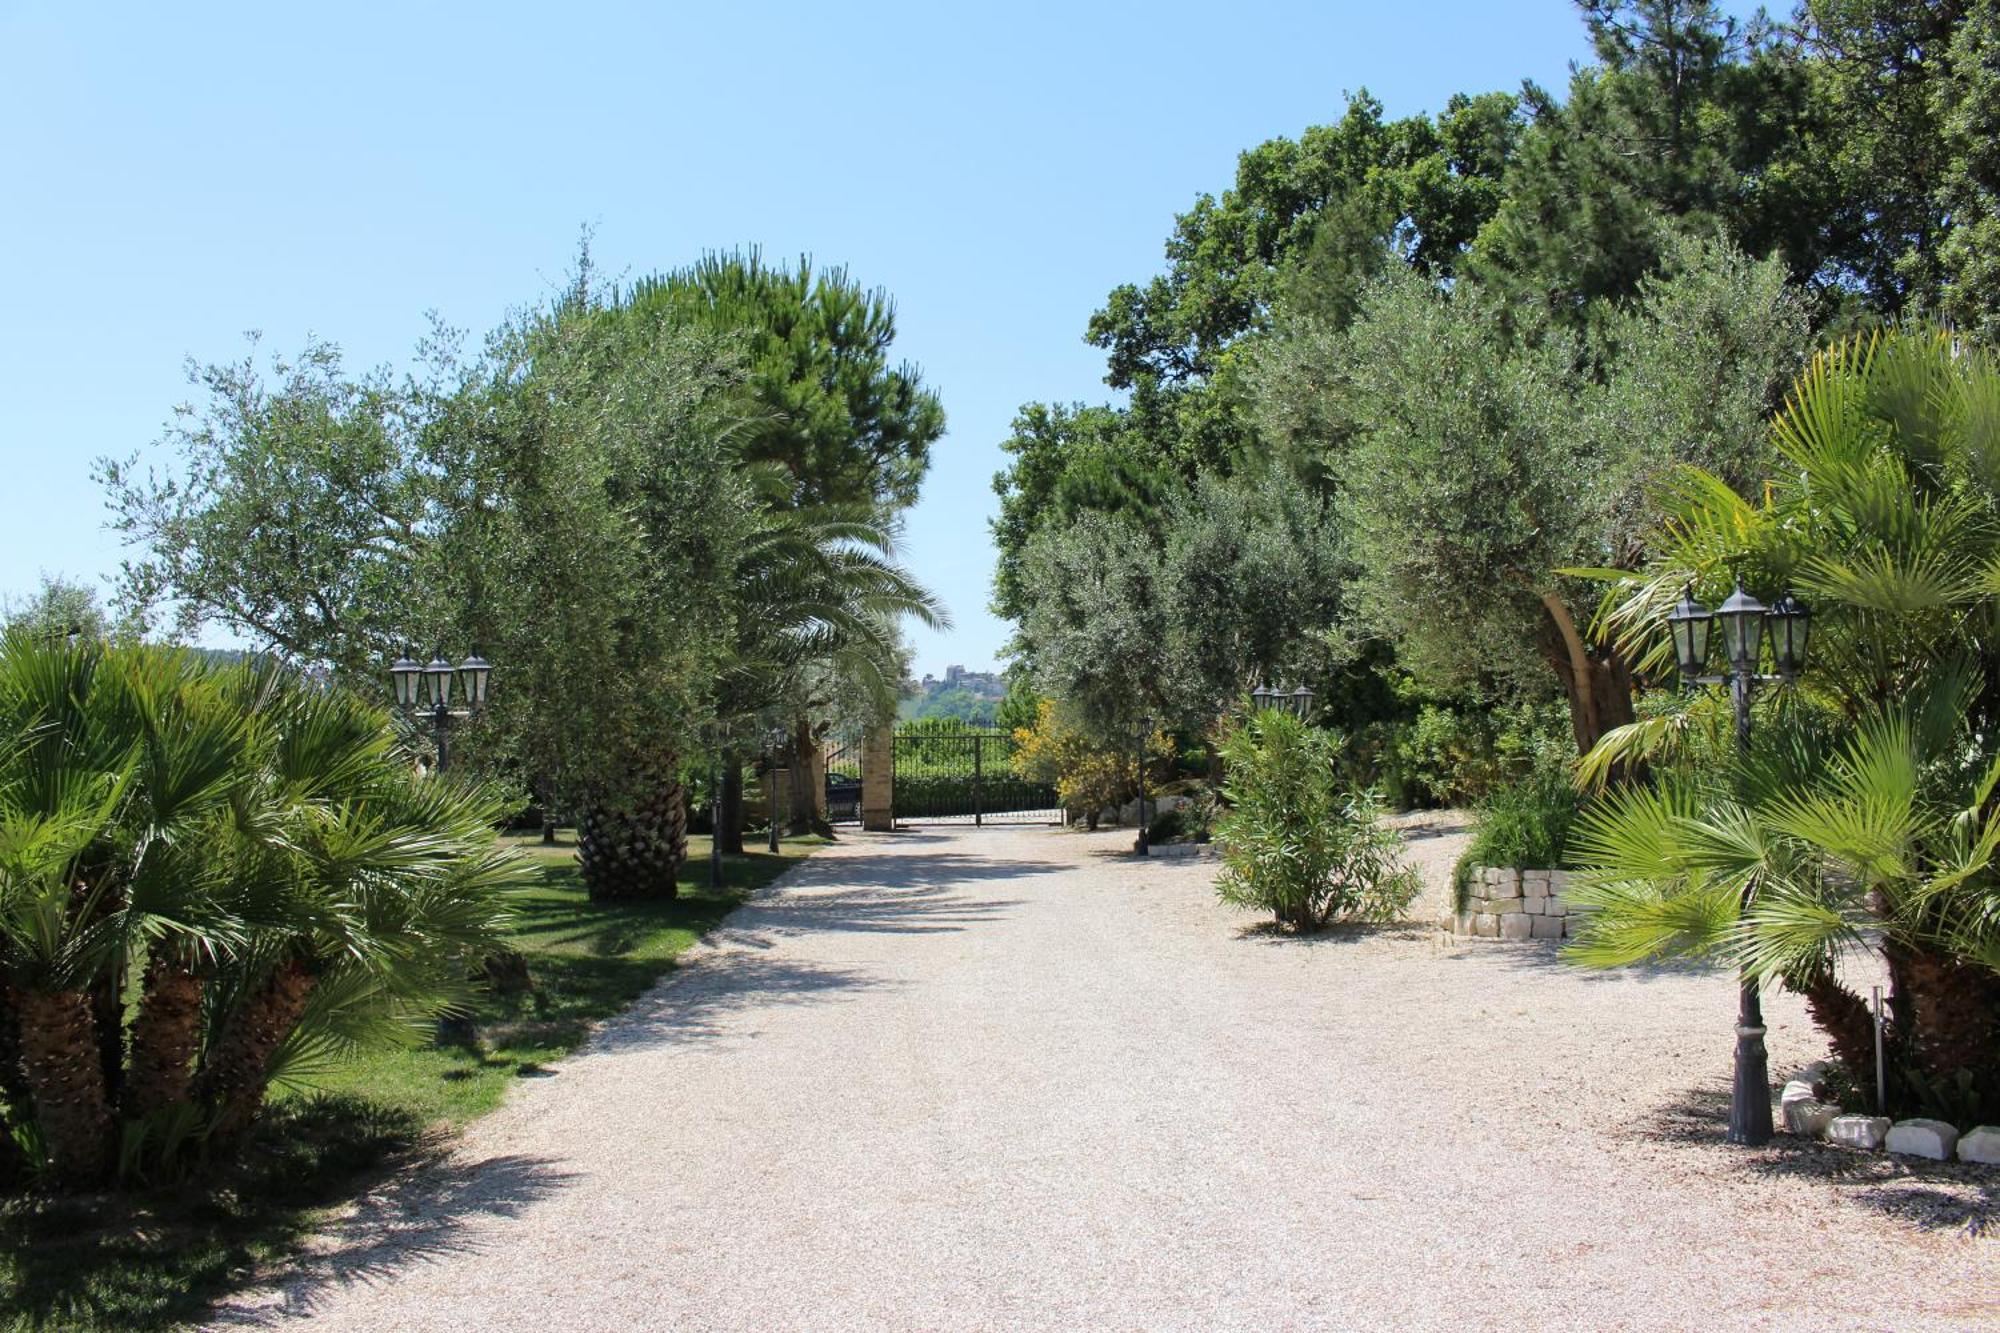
[1450,866,1585,940]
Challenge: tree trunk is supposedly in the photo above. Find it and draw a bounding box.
[788,717,831,837]
[719,756,746,855]
[1540,595,1637,756]
[577,749,688,900]
[91,952,125,1110]
[1895,943,2000,1089]
[0,969,29,1108]
[1789,968,1879,1095]
[124,952,204,1121]
[194,960,316,1143]
[14,986,113,1186]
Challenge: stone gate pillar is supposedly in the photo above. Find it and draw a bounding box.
[862,726,895,831]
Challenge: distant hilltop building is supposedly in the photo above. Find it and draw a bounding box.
[909,665,1005,699]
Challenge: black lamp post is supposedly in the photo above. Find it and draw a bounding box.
[1666,580,1811,1146]
[761,725,790,854]
[389,646,493,772]
[702,723,725,890]
[1133,715,1154,856]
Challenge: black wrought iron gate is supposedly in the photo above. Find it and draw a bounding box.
[891,729,1059,825]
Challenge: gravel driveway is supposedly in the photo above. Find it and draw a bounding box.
[219,826,1996,1331]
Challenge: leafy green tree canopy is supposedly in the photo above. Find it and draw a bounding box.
[621,250,945,511]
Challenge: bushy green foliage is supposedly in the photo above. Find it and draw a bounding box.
[1460,767,1582,877]
[1015,469,1346,734]
[1213,711,1419,931]
[622,249,944,510]
[1011,700,1166,827]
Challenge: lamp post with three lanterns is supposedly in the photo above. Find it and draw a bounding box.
[1663,580,1811,1146]
[389,648,493,773]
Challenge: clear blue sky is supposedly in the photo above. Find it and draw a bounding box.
[0,1,1604,676]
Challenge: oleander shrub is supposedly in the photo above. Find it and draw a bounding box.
[1213,710,1419,931]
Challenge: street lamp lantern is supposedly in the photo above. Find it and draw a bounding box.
[458,651,493,709]
[390,647,424,710]
[1250,683,1278,712]
[1768,593,1810,681]
[1666,589,1712,685]
[1715,582,1768,678]
[424,651,456,708]
[1287,683,1317,719]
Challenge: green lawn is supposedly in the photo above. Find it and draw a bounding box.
[0,833,822,1332]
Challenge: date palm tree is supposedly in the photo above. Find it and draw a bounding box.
[1571,329,2000,1118]
[718,471,946,839]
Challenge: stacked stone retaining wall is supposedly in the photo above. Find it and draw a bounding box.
[1451,866,1586,940]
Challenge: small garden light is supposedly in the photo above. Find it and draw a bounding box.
[1133,714,1154,857]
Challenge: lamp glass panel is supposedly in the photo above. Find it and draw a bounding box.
[1720,610,1764,670]
[425,658,454,706]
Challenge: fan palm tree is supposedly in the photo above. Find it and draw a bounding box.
[1571,329,2000,1118]
[0,632,525,1187]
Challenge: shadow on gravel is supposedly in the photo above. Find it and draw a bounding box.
[596,954,892,1052]
[1230,920,1435,947]
[1643,1086,2000,1237]
[750,881,1031,937]
[212,1152,577,1326]
[1466,941,1728,985]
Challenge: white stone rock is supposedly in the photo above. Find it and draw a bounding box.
[1472,913,1498,938]
[1523,897,1546,915]
[1781,1087,1840,1137]
[1957,1126,2000,1164]
[1544,897,1568,917]
[1522,869,1551,889]
[1827,1114,1891,1151]
[1481,866,1505,888]
[1499,914,1533,941]
[1780,1079,1818,1109]
[1529,915,1564,940]
[1488,896,1524,915]
[1886,1118,1960,1161]
[1549,870,1570,893]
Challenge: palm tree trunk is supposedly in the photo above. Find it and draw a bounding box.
[1790,969,1878,1093]
[124,952,204,1121]
[195,960,316,1143]
[13,986,113,1185]
[1896,943,2000,1088]
[577,750,688,900]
